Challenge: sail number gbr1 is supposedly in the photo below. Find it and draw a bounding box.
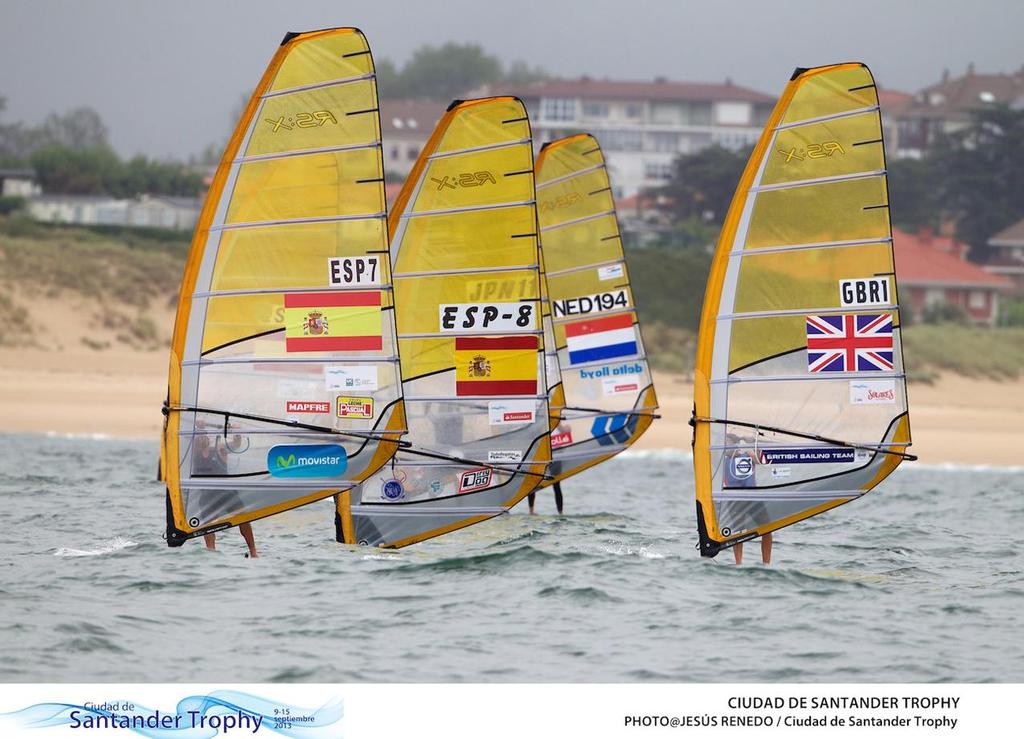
[552,289,629,318]
[440,302,536,332]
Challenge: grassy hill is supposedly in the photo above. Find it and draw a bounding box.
[1,216,1020,382]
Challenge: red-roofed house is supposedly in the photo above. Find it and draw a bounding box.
[986,218,1024,291]
[379,99,444,178]
[482,76,775,196]
[893,228,1012,325]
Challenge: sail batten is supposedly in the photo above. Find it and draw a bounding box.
[692,63,913,558]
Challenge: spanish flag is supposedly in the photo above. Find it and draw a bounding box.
[284,291,382,352]
[455,335,538,396]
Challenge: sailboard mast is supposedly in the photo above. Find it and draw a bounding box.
[692,63,914,558]
[161,28,405,545]
[335,97,553,548]
[534,134,658,484]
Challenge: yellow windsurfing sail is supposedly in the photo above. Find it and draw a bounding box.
[161,28,405,546]
[535,134,658,484]
[336,97,552,548]
[693,63,914,557]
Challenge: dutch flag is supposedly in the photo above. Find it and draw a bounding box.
[565,314,638,365]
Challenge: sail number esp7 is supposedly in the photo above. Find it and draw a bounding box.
[439,302,536,332]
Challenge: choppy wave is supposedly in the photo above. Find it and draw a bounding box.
[54,536,138,558]
[0,433,1021,683]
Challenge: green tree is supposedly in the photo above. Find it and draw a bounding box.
[654,145,750,225]
[931,105,1024,262]
[40,106,110,150]
[887,157,939,233]
[381,42,503,100]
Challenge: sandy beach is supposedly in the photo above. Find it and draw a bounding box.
[0,333,1020,466]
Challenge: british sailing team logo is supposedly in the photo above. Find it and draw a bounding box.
[302,310,328,337]
[468,354,491,378]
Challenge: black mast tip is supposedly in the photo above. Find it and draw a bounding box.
[790,67,810,81]
[446,99,465,112]
[281,31,301,45]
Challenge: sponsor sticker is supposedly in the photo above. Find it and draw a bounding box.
[597,263,624,281]
[328,256,381,286]
[602,377,640,396]
[286,400,330,414]
[267,444,347,478]
[839,277,891,307]
[551,430,574,449]
[770,466,792,479]
[488,399,536,425]
[381,478,405,500]
[552,289,629,318]
[577,362,644,381]
[439,302,535,332]
[758,448,856,464]
[324,365,378,391]
[732,455,754,479]
[336,395,374,419]
[849,379,897,405]
[458,467,492,493]
[487,450,524,464]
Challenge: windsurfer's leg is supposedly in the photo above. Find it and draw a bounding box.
[553,482,564,514]
[527,491,536,514]
[761,532,772,565]
[733,542,743,565]
[204,533,216,550]
[239,522,258,558]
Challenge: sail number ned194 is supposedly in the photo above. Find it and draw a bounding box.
[552,289,629,318]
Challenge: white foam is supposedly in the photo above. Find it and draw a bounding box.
[54,536,138,558]
[44,431,112,441]
[600,543,666,559]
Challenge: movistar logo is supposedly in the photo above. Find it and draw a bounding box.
[267,444,347,478]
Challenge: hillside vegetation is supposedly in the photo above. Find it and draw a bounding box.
[1,217,1020,382]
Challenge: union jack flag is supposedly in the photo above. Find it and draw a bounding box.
[806,313,894,373]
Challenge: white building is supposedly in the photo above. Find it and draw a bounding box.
[28,193,200,230]
[379,99,444,179]
[0,168,41,198]
[490,77,775,196]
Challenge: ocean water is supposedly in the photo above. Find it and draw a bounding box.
[0,432,1021,683]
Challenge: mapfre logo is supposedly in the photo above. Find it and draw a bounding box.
[264,110,337,132]
[777,141,845,163]
[286,401,330,414]
[431,171,497,190]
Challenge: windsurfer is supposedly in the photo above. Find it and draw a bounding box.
[723,434,771,565]
[192,433,259,558]
[527,481,563,515]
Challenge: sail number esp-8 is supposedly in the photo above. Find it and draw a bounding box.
[439,302,536,332]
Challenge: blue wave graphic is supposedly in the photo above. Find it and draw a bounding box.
[1,690,343,737]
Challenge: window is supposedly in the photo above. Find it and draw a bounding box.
[407,146,419,160]
[540,97,576,121]
[924,288,945,307]
[650,132,680,153]
[644,161,674,181]
[715,101,752,125]
[601,129,642,151]
[582,101,609,118]
[625,103,643,119]
[968,290,987,309]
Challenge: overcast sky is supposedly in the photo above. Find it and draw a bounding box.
[1,0,1021,160]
